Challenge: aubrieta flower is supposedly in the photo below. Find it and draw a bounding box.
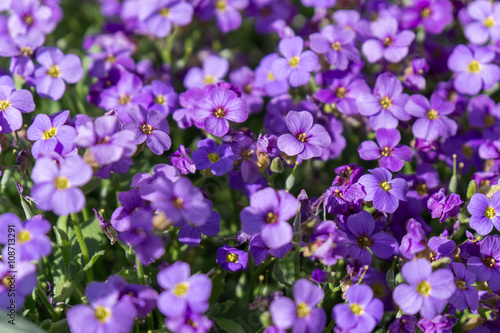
[345,211,396,265]
[157,261,212,318]
[447,44,500,95]
[309,25,359,70]
[362,16,415,63]
[198,0,248,33]
[405,93,457,141]
[32,47,83,100]
[393,258,456,319]
[177,200,220,247]
[333,284,383,333]
[7,0,59,35]
[0,213,51,262]
[277,111,331,160]
[249,233,293,266]
[0,260,37,310]
[388,314,417,333]
[194,86,248,137]
[165,309,213,333]
[192,138,235,176]
[270,279,326,333]
[467,235,500,291]
[254,53,290,96]
[240,187,299,249]
[358,128,412,172]
[107,275,158,319]
[464,0,500,45]
[468,192,500,235]
[0,29,44,76]
[417,315,457,333]
[184,55,229,89]
[31,155,93,216]
[402,57,429,91]
[138,0,194,38]
[307,221,348,266]
[324,183,365,215]
[448,262,478,312]
[27,111,76,158]
[122,105,172,155]
[169,145,196,174]
[67,281,137,333]
[110,189,148,232]
[427,188,463,223]
[358,167,409,214]
[0,83,35,134]
[271,36,319,87]
[356,72,410,130]
[399,218,428,260]
[400,0,453,34]
[144,80,178,116]
[216,245,248,271]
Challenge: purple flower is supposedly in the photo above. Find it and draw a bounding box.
[216,245,248,271]
[194,86,248,137]
[248,233,293,265]
[32,47,83,100]
[362,17,415,63]
[448,262,478,312]
[402,57,429,91]
[254,53,289,96]
[358,128,412,172]
[277,111,331,160]
[271,36,319,87]
[345,211,396,265]
[7,0,58,35]
[405,93,457,141]
[0,30,44,76]
[467,192,500,235]
[138,0,194,38]
[399,219,428,260]
[192,138,235,176]
[356,72,410,130]
[31,155,92,216]
[0,84,35,134]
[393,259,456,319]
[199,0,248,33]
[27,111,76,158]
[467,235,500,290]
[177,200,220,247]
[67,281,137,333]
[309,25,359,70]
[308,220,349,266]
[169,145,196,174]
[107,275,158,319]
[0,261,37,310]
[464,1,500,45]
[157,261,212,318]
[388,315,417,333]
[229,66,264,114]
[325,183,365,215]
[270,279,326,332]
[447,44,500,95]
[122,105,172,155]
[417,315,457,333]
[333,284,383,332]
[166,309,213,333]
[427,188,463,223]
[311,269,328,284]
[400,0,453,34]
[358,168,409,214]
[240,187,299,249]
[0,213,51,262]
[184,55,229,89]
[110,189,148,232]
[144,80,178,116]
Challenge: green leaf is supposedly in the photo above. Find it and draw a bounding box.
[83,250,105,271]
[209,270,226,304]
[116,267,141,284]
[0,311,46,333]
[53,227,72,275]
[467,180,479,199]
[48,319,70,333]
[213,317,246,333]
[273,260,286,284]
[207,300,235,317]
[386,267,395,290]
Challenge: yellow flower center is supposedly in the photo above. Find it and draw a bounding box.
[331,41,342,51]
[289,56,300,68]
[416,183,428,196]
[485,206,496,219]
[333,189,343,198]
[241,149,254,160]
[54,176,70,190]
[155,95,166,104]
[208,152,220,163]
[484,114,495,127]
[380,181,391,191]
[141,124,153,135]
[226,253,239,263]
[485,17,495,28]
[468,60,481,73]
[267,71,275,81]
[265,212,278,224]
[18,230,31,244]
[42,127,57,140]
[380,146,392,157]
[427,109,439,120]
[24,14,34,26]
[297,132,308,142]
[160,7,170,17]
[296,302,311,318]
[216,0,227,10]
[417,281,431,296]
[94,306,111,323]
[204,75,215,84]
[0,100,11,111]
[214,108,226,118]
[173,282,189,296]
[336,87,346,99]
[383,37,393,47]
[2,274,12,288]
[420,7,431,18]
[455,280,467,290]
[47,65,61,78]
[119,94,131,105]
[462,144,473,158]
[105,54,116,63]
[379,96,392,109]
[172,197,184,209]
[20,46,32,56]
[482,256,496,268]
[357,235,373,248]
[350,303,364,315]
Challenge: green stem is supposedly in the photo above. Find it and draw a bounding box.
[136,256,146,285]
[36,285,58,321]
[71,213,92,282]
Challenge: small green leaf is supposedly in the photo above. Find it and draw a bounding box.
[213,317,246,333]
[207,300,235,317]
[270,157,284,173]
[467,180,479,199]
[209,270,226,304]
[386,268,395,290]
[83,250,105,271]
[0,310,47,333]
[53,227,72,275]
[273,260,286,284]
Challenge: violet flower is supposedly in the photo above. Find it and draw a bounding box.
[468,192,500,235]
[138,0,194,38]
[309,25,359,70]
[448,262,478,312]
[184,55,229,89]
[0,261,37,310]
[464,0,500,45]
[216,245,248,271]
[0,84,35,134]
[254,53,289,96]
[27,111,76,158]
[400,0,453,34]
[427,188,463,223]
[467,235,500,291]
[192,138,235,176]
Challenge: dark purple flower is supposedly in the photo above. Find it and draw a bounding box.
[277,111,331,160]
[388,314,417,333]
[401,0,453,34]
[177,200,220,247]
[166,309,213,333]
[144,80,178,116]
[467,234,500,290]
[358,128,412,172]
[417,315,457,333]
[169,145,196,174]
[248,233,292,265]
[216,245,248,271]
[324,183,365,215]
[110,189,148,232]
[393,258,456,319]
[448,262,478,312]
[358,168,408,214]
[333,284,383,332]
[333,164,364,186]
[399,218,428,260]
[468,192,500,235]
[27,111,76,158]
[0,84,35,134]
[311,269,328,284]
[107,275,158,319]
[192,138,235,176]
[427,188,463,223]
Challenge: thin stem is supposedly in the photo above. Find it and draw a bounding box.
[36,284,58,321]
[136,255,146,285]
[71,213,92,282]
